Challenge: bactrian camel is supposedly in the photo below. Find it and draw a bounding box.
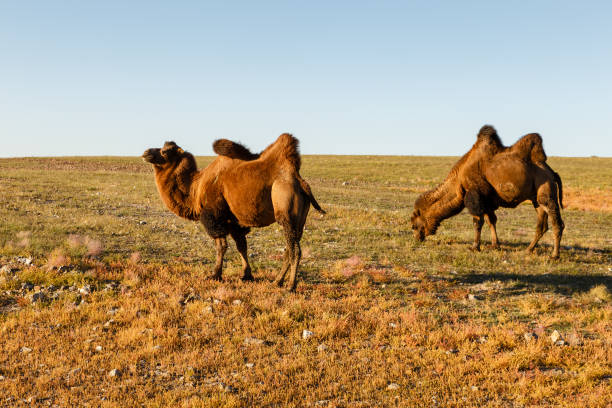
[411,125,564,258]
[143,133,325,291]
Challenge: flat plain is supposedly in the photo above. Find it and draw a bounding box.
[0,155,611,407]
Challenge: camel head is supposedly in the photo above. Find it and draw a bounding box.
[410,208,427,241]
[142,141,185,168]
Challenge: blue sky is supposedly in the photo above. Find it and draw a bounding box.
[1,1,611,157]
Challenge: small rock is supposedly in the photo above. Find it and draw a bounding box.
[244,337,265,346]
[245,363,254,368]
[554,340,565,346]
[107,306,120,315]
[16,257,33,266]
[21,282,34,291]
[79,285,92,296]
[20,346,32,353]
[0,375,5,381]
[103,319,115,328]
[108,369,121,378]
[342,181,349,186]
[47,285,57,292]
[387,382,400,390]
[524,332,538,342]
[389,322,397,328]
[213,298,221,304]
[152,345,161,351]
[477,336,487,344]
[445,349,459,355]
[232,299,242,305]
[302,330,314,340]
[471,385,479,391]
[317,343,328,352]
[139,221,147,225]
[315,400,330,406]
[69,368,81,376]
[30,291,47,303]
[467,294,480,301]
[203,305,213,313]
[95,345,103,352]
[550,330,562,344]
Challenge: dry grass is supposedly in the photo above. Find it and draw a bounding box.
[0,155,611,407]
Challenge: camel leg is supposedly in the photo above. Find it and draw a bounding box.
[548,205,564,259]
[273,250,291,287]
[285,228,302,292]
[211,237,228,280]
[471,215,484,251]
[230,230,253,281]
[527,206,548,254]
[485,212,500,249]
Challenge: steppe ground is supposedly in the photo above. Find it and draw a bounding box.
[0,154,611,407]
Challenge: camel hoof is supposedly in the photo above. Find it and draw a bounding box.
[241,274,254,282]
[550,254,560,260]
[489,244,500,250]
[273,278,284,287]
[209,274,223,281]
[469,246,481,252]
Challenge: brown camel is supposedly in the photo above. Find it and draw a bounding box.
[411,125,564,258]
[142,133,325,291]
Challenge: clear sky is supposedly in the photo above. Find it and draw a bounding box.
[1,1,611,157]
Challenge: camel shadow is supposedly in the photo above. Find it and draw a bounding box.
[454,272,612,296]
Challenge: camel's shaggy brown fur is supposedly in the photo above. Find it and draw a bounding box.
[143,134,325,291]
[411,125,565,258]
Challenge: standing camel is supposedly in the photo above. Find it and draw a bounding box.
[411,125,564,258]
[142,134,325,291]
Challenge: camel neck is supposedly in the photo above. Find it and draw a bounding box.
[153,157,201,221]
[422,179,465,233]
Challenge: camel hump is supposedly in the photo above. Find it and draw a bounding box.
[261,133,302,171]
[477,125,504,152]
[212,139,259,161]
[514,133,547,164]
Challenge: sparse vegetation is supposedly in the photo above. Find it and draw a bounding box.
[0,155,610,407]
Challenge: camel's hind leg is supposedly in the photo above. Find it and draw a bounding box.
[272,181,310,291]
[230,230,253,281]
[485,212,500,249]
[211,237,228,280]
[273,249,291,287]
[527,205,548,254]
[547,205,564,259]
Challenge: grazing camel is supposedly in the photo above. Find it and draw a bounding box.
[411,125,564,258]
[142,134,325,291]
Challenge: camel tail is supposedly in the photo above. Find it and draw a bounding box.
[553,170,564,209]
[212,139,260,161]
[298,176,326,214]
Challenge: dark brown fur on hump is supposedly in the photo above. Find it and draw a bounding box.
[511,133,547,164]
[260,133,301,171]
[212,139,260,160]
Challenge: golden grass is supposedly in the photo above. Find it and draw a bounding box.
[564,188,612,213]
[0,155,610,407]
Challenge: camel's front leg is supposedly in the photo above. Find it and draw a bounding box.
[484,212,500,249]
[211,237,227,280]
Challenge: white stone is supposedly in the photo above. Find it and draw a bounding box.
[302,330,314,340]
